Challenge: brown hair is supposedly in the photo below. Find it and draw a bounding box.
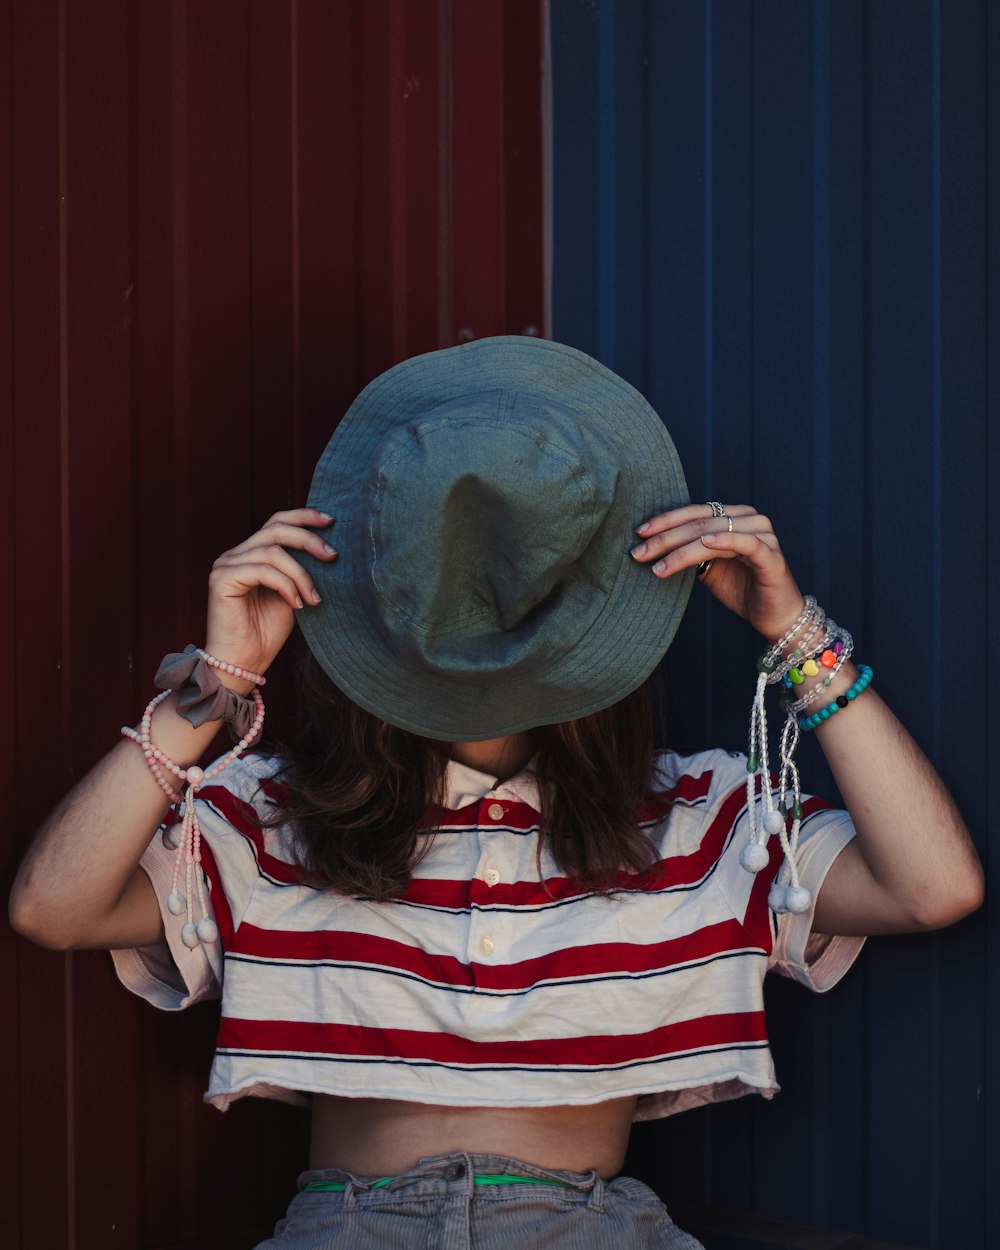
[268,649,666,900]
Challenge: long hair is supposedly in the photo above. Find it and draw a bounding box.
[268,648,666,900]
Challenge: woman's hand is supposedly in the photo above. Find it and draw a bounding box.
[205,507,337,676]
[631,503,804,644]
[9,506,338,953]
[632,502,984,935]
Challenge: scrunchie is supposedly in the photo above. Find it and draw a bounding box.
[155,645,259,740]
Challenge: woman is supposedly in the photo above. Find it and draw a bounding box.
[10,338,983,1249]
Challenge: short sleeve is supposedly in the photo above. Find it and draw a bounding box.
[767,804,865,991]
[655,748,865,995]
[110,753,282,1011]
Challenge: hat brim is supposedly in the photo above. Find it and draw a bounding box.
[297,337,692,740]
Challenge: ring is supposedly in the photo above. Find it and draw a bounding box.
[701,503,727,576]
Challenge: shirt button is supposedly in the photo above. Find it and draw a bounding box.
[479,935,495,956]
[487,802,505,821]
[484,867,501,887]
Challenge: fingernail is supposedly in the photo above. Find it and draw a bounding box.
[701,533,717,546]
[318,512,333,521]
[322,543,336,555]
[652,559,667,575]
[635,521,650,535]
[295,595,304,609]
[311,588,322,603]
[631,542,647,558]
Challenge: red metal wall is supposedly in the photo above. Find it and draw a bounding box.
[0,3,547,1246]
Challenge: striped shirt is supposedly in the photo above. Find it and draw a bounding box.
[112,748,862,1120]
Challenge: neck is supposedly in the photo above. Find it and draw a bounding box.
[449,731,537,781]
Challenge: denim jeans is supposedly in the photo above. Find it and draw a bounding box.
[253,1151,706,1249]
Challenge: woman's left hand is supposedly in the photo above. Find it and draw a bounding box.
[633,504,985,937]
[631,503,804,644]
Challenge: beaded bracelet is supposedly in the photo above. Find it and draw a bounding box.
[743,597,829,910]
[781,625,855,716]
[122,650,266,949]
[743,597,861,915]
[192,647,266,685]
[154,645,266,739]
[755,595,826,683]
[798,664,874,730]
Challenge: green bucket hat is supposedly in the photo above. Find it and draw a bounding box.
[297,336,692,741]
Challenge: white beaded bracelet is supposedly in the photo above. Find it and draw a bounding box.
[741,597,852,916]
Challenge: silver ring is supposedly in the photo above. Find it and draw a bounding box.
[707,500,726,518]
[727,515,734,533]
[696,560,714,578]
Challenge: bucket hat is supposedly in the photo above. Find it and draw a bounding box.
[297,336,692,740]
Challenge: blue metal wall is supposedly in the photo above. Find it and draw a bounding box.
[550,2,994,1247]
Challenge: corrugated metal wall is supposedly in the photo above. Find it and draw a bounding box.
[1,2,546,1247]
[550,2,994,1248]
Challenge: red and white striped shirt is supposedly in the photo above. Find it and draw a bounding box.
[112,748,862,1120]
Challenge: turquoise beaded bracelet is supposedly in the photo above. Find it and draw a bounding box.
[798,664,874,731]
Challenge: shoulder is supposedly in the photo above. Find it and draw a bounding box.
[190,752,296,848]
[198,751,290,810]
[643,748,755,860]
[652,747,751,804]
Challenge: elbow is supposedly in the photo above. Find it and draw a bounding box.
[908,867,985,931]
[9,882,79,952]
[944,874,985,927]
[9,908,71,952]
[960,862,987,919]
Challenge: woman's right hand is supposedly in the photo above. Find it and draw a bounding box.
[205,507,337,678]
[10,506,337,953]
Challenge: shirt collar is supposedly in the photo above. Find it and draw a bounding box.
[441,758,543,813]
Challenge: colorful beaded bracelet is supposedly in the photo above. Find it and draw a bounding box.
[780,627,854,716]
[783,640,843,686]
[744,598,831,914]
[798,664,874,731]
[743,597,860,915]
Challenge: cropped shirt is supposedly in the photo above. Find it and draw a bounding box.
[112,748,863,1121]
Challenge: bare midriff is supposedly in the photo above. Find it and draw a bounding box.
[309,1094,639,1180]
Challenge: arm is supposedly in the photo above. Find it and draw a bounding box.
[785,680,982,935]
[8,508,337,951]
[630,503,984,936]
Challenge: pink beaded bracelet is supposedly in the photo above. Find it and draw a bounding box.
[154,645,267,739]
[122,652,266,949]
[193,647,266,686]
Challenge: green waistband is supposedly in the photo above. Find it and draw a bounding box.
[304,1173,572,1193]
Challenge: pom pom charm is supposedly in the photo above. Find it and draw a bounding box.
[784,886,812,914]
[767,882,813,915]
[740,843,770,873]
[122,651,267,950]
[762,809,785,836]
[767,884,789,913]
